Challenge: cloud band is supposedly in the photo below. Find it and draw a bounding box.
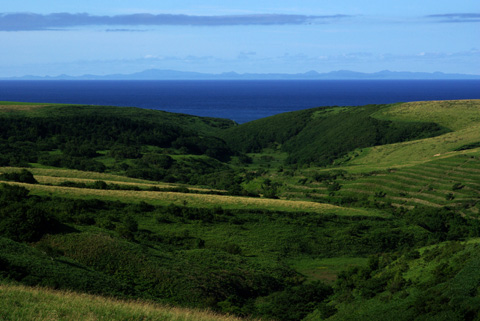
[0,12,350,31]
[425,13,480,23]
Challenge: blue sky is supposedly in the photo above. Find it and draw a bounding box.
[1,0,479,76]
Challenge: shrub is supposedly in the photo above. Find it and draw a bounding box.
[452,183,464,191]
[0,203,59,242]
[0,169,37,184]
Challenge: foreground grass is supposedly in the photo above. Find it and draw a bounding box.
[0,284,245,321]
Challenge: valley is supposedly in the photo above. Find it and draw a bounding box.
[0,99,479,320]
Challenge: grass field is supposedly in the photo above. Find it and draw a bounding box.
[0,284,247,321]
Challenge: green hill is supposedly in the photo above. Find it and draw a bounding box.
[0,101,235,134]
[220,103,450,166]
[1,100,480,320]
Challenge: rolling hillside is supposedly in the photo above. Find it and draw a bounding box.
[0,99,479,320]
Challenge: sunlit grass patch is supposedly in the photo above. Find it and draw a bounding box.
[3,181,380,216]
[348,127,480,169]
[0,104,48,113]
[290,257,368,284]
[1,167,149,183]
[373,99,480,130]
[0,167,226,194]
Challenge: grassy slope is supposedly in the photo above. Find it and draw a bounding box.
[0,283,246,321]
[264,100,480,217]
[346,100,480,170]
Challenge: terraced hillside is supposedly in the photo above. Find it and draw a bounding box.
[281,152,480,217]
[343,154,480,214]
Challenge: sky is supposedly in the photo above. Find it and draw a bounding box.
[0,0,479,77]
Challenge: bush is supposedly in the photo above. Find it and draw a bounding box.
[0,203,59,242]
[0,169,37,184]
[0,184,63,242]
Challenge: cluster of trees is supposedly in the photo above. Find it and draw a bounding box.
[0,184,62,242]
[0,113,244,188]
[0,115,236,162]
[0,169,38,184]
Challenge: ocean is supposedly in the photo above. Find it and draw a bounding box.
[0,80,479,123]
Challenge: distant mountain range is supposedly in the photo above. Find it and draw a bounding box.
[3,69,480,80]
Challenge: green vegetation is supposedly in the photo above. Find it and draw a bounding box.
[0,100,480,320]
[221,104,449,166]
[0,104,239,188]
[319,240,480,321]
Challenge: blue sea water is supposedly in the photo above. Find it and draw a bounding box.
[0,80,479,123]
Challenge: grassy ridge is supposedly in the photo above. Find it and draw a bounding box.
[372,100,480,130]
[349,100,480,168]
[0,284,246,321]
